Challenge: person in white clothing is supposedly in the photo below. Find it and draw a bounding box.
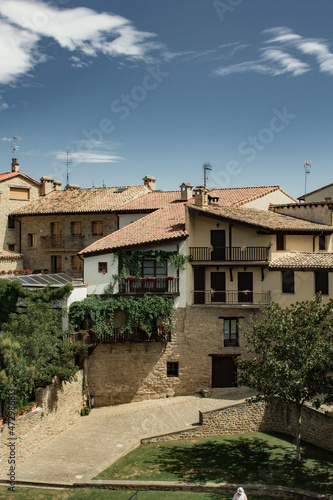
[233,486,247,500]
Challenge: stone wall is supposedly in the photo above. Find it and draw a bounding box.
[142,400,333,454]
[18,213,118,277]
[87,306,260,407]
[0,370,84,477]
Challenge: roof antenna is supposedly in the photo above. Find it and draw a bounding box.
[203,162,212,187]
[304,161,311,200]
[66,149,72,186]
[12,135,21,157]
[92,180,95,188]
[102,179,106,188]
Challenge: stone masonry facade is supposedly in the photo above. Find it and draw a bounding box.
[0,371,84,476]
[17,213,118,277]
[87,305,261,407]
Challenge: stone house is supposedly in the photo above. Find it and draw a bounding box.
[11,176,156,277]
[0,158,41,272]
[77,183,331,407]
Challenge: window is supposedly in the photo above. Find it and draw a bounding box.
[8,216,15,229]
[98,262,108,274]
[276,233,285,250]
[10,187,30,200]
[51,255,62,273]
[167,362,179,378]
[71,221,82,236]
[319,234,326,251]
[71,255,82,271]
[27,233,36,248]
[141,259,167,278]
[315,272,329,295]
[8,244,15,252]
[223,318,239,347]
[92,221,103,236]
[282,270,294,293]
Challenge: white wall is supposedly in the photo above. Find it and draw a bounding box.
[84,253,118,295]
[118,213,147,229]
[243,189,295,210]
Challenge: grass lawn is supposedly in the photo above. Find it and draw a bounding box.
[0,487,290,500]
[94,431,333,495]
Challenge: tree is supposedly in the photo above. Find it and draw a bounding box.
[0,296,86,415]
[238,294,333,461]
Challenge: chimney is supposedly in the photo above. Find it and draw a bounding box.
[180,182,193,201]
[143,175,156,191]
[11,158,19,172]
[65,184,80,190]
[53,180,62,191]
[194,186,209,207]
[40,176,54,196]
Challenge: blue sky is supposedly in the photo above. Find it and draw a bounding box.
[1,0,333,198]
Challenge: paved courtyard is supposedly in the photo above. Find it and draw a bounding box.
[15,387,255,484]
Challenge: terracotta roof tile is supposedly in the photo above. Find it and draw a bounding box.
[12,185,148,215]
[0,171,40,185]
[80,204,187,255]
[0,250,23,259]
[208,185,297,206]
[189,204,333,232]
[116,191,183,212]
[269,252,333,270]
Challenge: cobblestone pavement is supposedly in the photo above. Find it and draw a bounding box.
[15,387,256,484]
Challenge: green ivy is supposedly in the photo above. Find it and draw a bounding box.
[0,280,73,326]
[114,249,190,278]
[69,295,175,337]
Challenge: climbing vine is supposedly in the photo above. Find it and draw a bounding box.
[69,295,175,337]
[114,249,190,278]
[0,280,73,326]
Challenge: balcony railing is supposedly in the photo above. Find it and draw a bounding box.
[192,290,270,305]
[41,235,85,249]
[65,326,171,345]
[119,277,179,295]
[189,246,270,262]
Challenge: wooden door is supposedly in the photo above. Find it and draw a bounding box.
[211,230,225,260]
[211,272,226,302]
[51,255,62,273]
[238,272,253,303]
[50,222,62,248]
[212,356,237,388]
[193,267,205,304]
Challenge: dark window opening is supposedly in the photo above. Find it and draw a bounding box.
[8,244,15,252]
[282,270,294,294]
[8,216,15,229]
[319,234,326,251]
[92,221,103,236]
[141,259,167,278]
[98,262,108,274]
[315,271,329,295]
[276,233,285,251]
[167,362,179,377]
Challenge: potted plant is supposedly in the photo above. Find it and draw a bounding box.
[0,270,6,275]
[165,276,174,281]
[145,277,155,282]
[30,402,37,411]
[125,276,135,281]
[7,270,13,275]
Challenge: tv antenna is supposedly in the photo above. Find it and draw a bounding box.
[304,161,311,198]
[66,149,72,186]
[12,136,21,157]
[203,162,212,187]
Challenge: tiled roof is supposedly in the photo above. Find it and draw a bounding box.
[12,185,148,215]
[188,204,333,232]
[269,252,333,270]
[0,250,23,259]
[116,191,183,212]
[0,171,40,185]
[298,182,333,201]
[80,204,187,255]
[208,185,297,206]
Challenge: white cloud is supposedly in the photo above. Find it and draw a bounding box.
[54,150,123,164]
[0,0,161,85]
[214,26,333,78]
[2,137,12,141]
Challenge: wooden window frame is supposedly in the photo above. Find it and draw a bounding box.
[92,221,103,237]
[71,255,82,271]
[319,234,326,251]
[98,262,108,274]
[276,233,285,251]
[140,259,167,278]
[223,318,239,347]
[315,271,329,295]
[9,186,30,200]
[71,221,83,237]
[27,233,36,248]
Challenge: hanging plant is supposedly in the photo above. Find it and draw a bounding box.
[114,249,190,278]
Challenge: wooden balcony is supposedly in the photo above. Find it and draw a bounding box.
[189,246,270,262]
[118,277,179,295]
[65,326,171,345]
[192,290,270,305]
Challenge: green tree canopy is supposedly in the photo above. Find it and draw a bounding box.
[238,294,333,460]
